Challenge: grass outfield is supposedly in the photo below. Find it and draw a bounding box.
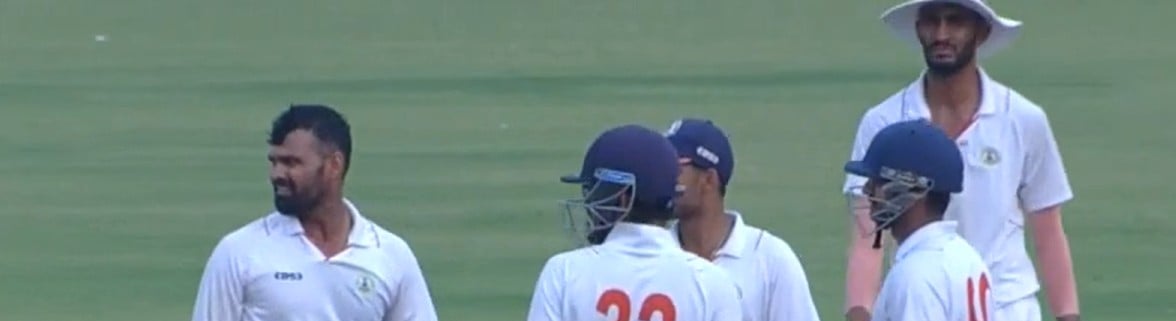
[1,0,1173,320]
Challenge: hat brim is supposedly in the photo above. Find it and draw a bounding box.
[881,0,1022,58]
[559,174,586,184]
[843,160,878,179]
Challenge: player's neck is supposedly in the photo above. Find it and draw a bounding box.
[924,64,982,116]
[889,214,935,245]
[299,196,352,257]
[677,203,731,260]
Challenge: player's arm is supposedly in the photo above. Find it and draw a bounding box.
[385,245,439,321]
[525,256,566,321]
[843,110,888,321]
[765,240,820,321]
[1019,108,1080,321]
[191,239,245,321]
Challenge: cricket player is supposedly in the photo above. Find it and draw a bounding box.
[191,105,439,321]
[527,124,744,321]
[842,1,1081,321]
[845,119,995,321]
[664,118,821,321]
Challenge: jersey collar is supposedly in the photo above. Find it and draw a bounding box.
[669,210,749,260]
[603,222,679,252]
[267,197,380,248]
[902,68,1002,120]
[894,220,959,263]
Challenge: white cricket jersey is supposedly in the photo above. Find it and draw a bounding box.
[843,69,1074,304]
[670,211,821,321]
[526,222,745,321]
[872,221,995,321]
[191,199,439,321]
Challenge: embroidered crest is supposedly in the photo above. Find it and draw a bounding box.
[356,275,376,295]
[979,146,1001,166]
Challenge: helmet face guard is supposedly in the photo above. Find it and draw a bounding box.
[559,169,637,246]
[846,166,934,239]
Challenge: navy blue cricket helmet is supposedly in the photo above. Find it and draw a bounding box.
[559,124,683,245]
[843,119,964,232]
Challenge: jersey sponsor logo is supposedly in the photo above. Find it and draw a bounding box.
[273,272,303,281]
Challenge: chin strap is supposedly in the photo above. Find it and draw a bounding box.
[871,232,883,249]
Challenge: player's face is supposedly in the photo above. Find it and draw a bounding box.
[915,3,989,76]
[863,179,885,214]
[268,130,330,218]
[673,159,706,218]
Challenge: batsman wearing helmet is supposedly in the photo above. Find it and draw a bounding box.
[526,124,744,321]
[844,119,994,321]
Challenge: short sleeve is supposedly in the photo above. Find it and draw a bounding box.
[843,109,889,195]
[764,238,820,321]
[1017,106,1074,213]
[526,255,567,321]
[191,238,245,321]
[385,240,440,321]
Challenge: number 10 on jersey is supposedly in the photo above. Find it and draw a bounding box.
[967,273,991,321]
[596,289,677,321]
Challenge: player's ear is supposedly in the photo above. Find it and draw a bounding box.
[974,21,991,45]
[705,168,722,193]
[325,150,345,179]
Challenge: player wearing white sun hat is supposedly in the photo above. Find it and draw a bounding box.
[841,1,1082,321]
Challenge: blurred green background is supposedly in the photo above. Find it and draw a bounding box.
[1,0,1173,320]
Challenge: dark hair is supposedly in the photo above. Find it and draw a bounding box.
[268,104,353,176]
[926,191,952,218]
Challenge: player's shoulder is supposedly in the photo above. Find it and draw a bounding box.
[213,212,279,252]
[742,224,804,265]
[867,79,917,114]
[533,246,603,283]
[890,247,952,280]
[942,236,987,266]
[989,78,1052,124]
[854,88,908,130]
[364,218,417,257]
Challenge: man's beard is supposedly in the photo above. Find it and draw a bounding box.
[922,40,978,77]
[273,177,323,218]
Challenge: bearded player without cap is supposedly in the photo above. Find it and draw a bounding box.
[192,105,438,321]
[842,1,1081,321]
[526,124,744,321]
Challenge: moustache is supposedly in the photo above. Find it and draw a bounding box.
[272,178,295,191]
[926,41,955,50]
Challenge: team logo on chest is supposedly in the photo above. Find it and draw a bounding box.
[355,275,376,295]
[979,146,1001,167]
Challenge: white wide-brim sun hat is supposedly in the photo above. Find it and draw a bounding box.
[880,0,1022,58]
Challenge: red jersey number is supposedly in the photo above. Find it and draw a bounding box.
[966,273,991,321]
[596,289,677,321]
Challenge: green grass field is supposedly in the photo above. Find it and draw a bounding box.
[2,0,1174,320]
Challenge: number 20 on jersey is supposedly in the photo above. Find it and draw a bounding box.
[967,273,991,321]
[596,289,677,321]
